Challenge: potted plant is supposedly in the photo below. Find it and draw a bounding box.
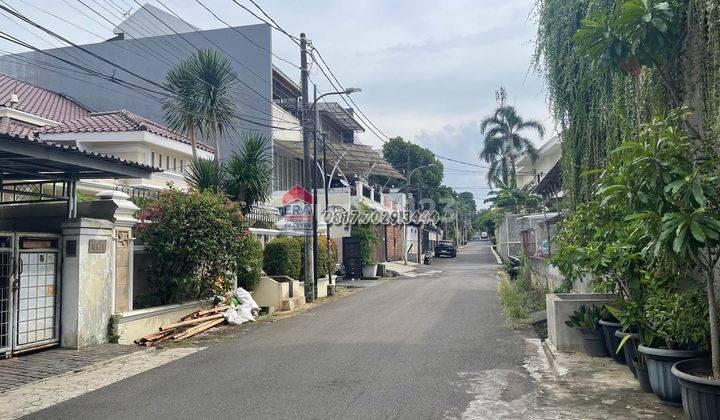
[599,313,625,365]
[608,301,655,392]
[565,304,608,357]
[352,222,380,279]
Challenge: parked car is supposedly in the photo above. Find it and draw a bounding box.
[434,240,457,258]
[480,231,488,239]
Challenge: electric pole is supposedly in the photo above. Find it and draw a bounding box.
[300,33,315,302]
[312,84,319,298]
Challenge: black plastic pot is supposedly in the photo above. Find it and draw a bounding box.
[599,318,625,364]
[639,345,707,407]
[580,328,609,357]
[672,358,720,420]
[615,330,638,378]
[633,359,653,393]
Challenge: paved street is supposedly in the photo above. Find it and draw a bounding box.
[28,241,534,419]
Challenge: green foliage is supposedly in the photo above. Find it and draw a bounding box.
[645,287,710,350]
[225,134,273,214]
[163,49,240,158]
[351,223,381,265]
[236,235,264,291]
[565,304,604,329]
[497,266,547,327]
[186,158,225,193]
[184,134,272,214]
[263,237,302,280]
[484,177,544,214]
[479,105,545,188]
[137,189,247,304]
[317,236,339,278]
[381,136,444,189]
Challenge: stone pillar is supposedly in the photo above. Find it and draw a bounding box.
[94,191,139,313]
[60,218,114,349]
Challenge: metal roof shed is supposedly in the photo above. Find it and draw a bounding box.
[0,133,159,217]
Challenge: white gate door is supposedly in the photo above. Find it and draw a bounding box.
[0,233,61,356]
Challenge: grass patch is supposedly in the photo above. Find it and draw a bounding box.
[497,264,547,329]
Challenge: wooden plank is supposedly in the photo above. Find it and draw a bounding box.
[173,318,225,340]
[160,313,223,331]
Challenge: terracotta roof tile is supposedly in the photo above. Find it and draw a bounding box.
[37,110,214,153]
[0,73,91,122]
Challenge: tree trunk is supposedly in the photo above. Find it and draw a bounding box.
[189,121,198,159]
[708,263,720,378]
[510,156,517,189]
[212,118,220,161]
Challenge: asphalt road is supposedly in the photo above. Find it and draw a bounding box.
[28,241,534,419]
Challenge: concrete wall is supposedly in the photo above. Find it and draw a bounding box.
[546,293,618,352]
[0,24,273,161]
[527,256,564,291]
[117,300,204,345]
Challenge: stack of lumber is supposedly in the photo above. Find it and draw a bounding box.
[135,305,230,347]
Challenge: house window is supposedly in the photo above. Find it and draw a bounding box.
[159,154,163,168]
[151,152,155,166]
[173,158,177,171]
[180,160,184,172]
[166,156,170,169]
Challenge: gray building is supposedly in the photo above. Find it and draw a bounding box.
[0,4,279,161]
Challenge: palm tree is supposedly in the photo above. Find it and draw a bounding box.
[184,134,272,215]
[162,49,239,160]
[225,134,272,214]
[479,106,545,188]
[193,49,239,160]
[163,59,201,159]
[185,158,225,193]
[484,177,544,214]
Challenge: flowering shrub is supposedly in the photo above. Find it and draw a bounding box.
[137,189,247,304]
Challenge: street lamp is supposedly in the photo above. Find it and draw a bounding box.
[308,86,361,300]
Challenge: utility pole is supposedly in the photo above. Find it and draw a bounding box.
[323,132,332,282]
[312,84,319,298]
[300,33,315,302]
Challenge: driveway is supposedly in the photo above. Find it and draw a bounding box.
[28,241,534,419]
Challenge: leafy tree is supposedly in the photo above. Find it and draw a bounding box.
[185,158,225,193]
[479,105,545,188]
[163,49,239,159]
[136,189,247,304]
[381,136,443,194]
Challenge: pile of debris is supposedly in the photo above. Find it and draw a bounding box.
[135,288,260,347]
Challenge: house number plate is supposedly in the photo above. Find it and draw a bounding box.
[88,239,107,254]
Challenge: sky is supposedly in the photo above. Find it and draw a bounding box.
[1,0,557,207]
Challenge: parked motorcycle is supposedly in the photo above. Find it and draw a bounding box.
[423,251,433,265]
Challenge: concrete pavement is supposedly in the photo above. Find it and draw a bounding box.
[27,241,534,419]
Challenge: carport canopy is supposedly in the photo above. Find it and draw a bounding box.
[0,133,159,214]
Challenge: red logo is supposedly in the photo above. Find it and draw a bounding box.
[282,185,312,205]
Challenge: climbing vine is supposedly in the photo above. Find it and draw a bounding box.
[533,0,720,205]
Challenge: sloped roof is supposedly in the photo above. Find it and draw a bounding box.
[0,119,37,139]
[317,102,364,132]
[0,131,159,181]
[38,110,214,152]
[0,73,91,122]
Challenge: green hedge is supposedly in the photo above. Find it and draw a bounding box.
[293,236,339,279]
[263,237,302,280]
[237,235,264,291]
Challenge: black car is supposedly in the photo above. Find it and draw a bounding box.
[434,240,457,258]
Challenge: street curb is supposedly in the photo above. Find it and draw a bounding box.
[489,245,503,265]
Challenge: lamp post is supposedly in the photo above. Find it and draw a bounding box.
[309,87,361,299]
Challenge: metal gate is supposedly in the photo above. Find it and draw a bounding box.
[0,232,61,356]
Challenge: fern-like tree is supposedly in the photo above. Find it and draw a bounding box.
[163,49,239,160]
[479,106,544,188]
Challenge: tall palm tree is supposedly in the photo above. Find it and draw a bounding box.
[162,49,239,160]
[479,106,545,188]
[163,59,201,159]
[193,49,239,160]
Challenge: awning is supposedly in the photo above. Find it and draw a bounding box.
[274,139,405,180]
[533,160,562,197]
[0,133,159,181]
[317,102,365,132]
